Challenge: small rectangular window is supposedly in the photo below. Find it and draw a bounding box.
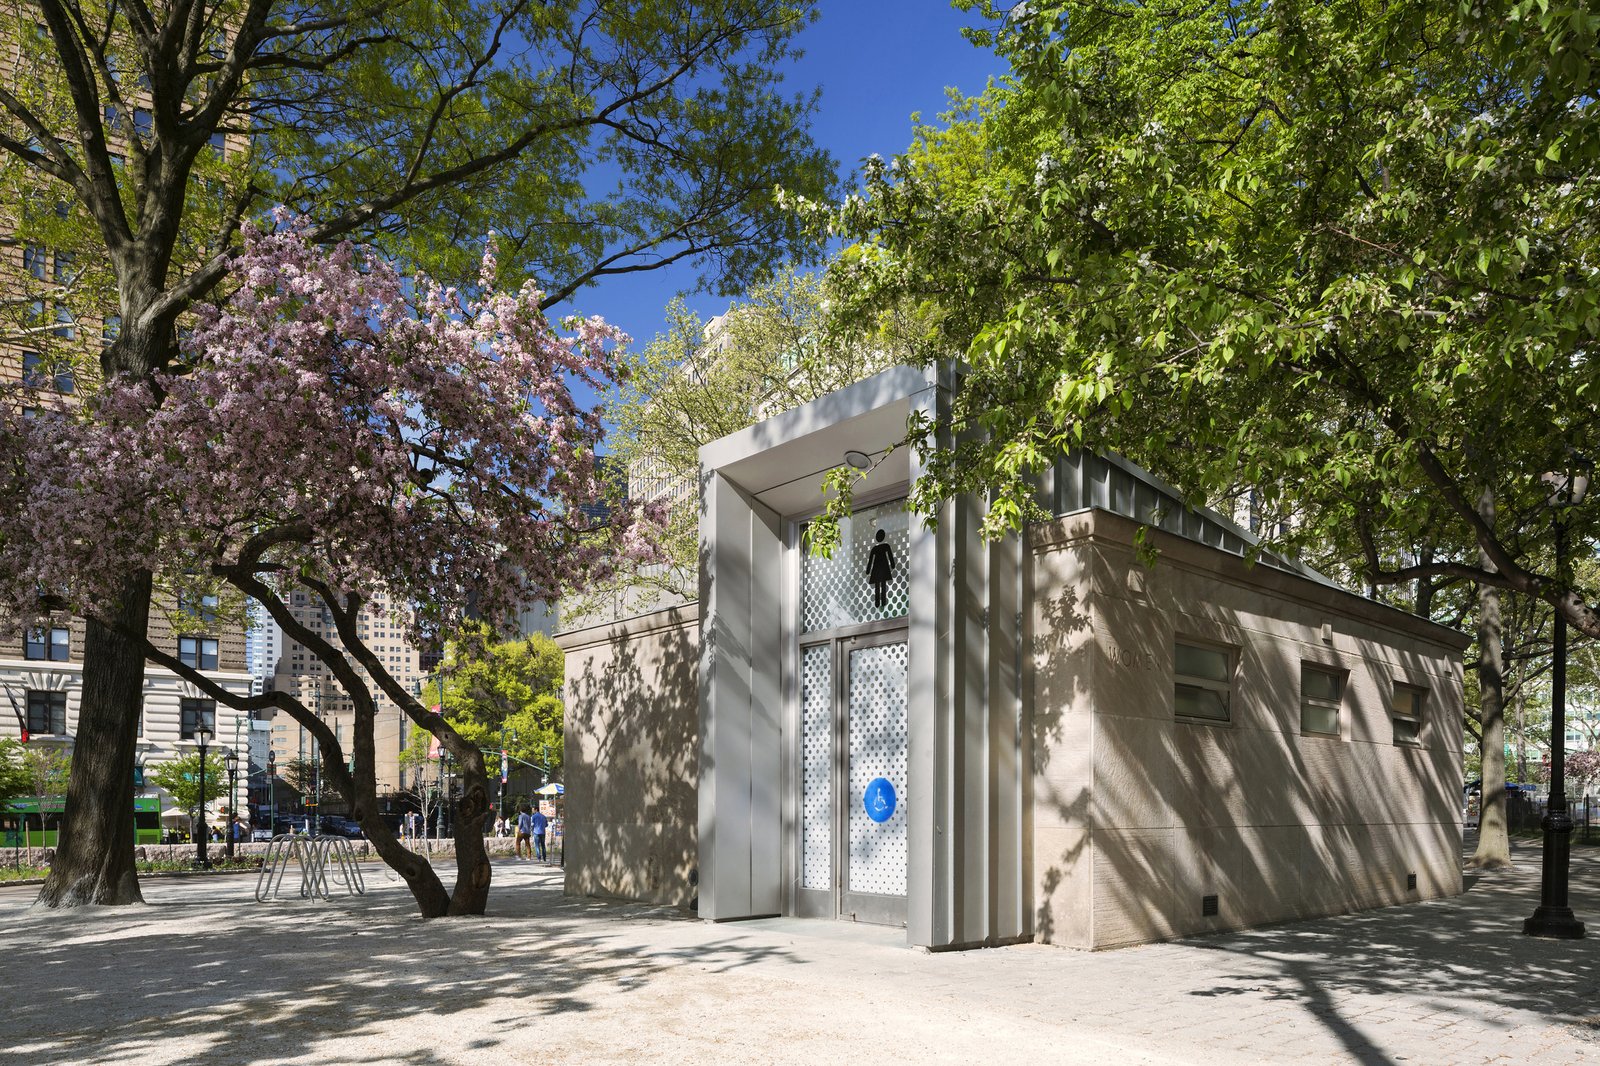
[26,690,67,735]
[22,245,45,279]
[179,698,215,740]
[1392,683,1426,745]
[23,627,68,662]
[1301,664,1343,736]
[21,350,45,388]
[1175,639,1232,722]
[25,349,75,395]
[178,636,219,671]
[133,108,152,138]
[179,592,220,626]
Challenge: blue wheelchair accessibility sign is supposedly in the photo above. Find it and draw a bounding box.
[863,777,897,823]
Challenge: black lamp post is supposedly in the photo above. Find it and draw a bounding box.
[194,718,213,869]
[1524,455,1591,940]
[223,749,239,860]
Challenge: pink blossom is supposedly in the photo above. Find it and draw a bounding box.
[0,221,664,645]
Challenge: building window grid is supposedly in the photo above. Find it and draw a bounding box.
[1392,683,1426,745]
[1300,664,1344,736]
[1174,639,1233,723]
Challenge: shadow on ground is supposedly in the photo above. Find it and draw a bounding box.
[1175,838,1600,1065]
[0,864,794,1066]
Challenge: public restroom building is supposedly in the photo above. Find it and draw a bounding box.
[557,365,1467,950]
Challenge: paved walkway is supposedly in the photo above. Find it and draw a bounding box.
[1,842,1596,1065]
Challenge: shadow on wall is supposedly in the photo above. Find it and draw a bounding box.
[1031,525,1465,962]
[564,611,700,909]
[1030,579,1093,946]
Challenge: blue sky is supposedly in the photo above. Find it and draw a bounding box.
[557,0,1008,355]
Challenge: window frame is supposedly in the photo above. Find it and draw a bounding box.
[1299,662,1345,737]
[26,689,67,735]
[1173,636,1235,725]
[178,592,220,626]
[178,636,219,671]
[179,698,216,740]
[24,626,69,661]
[1391,682,1427,746]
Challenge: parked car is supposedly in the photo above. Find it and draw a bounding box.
[272,816,309,837]
[250,826,274,842]
[318,816,364,839]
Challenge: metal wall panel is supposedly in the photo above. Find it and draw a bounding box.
[698,472,783,920]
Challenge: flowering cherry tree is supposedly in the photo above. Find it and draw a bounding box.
[0,221,661,916]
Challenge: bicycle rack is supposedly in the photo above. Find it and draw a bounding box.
[255,834,366,902]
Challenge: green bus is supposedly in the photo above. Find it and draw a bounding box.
[1,795,162,847]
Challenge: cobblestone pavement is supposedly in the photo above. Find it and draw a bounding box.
[0,841,1596,1065]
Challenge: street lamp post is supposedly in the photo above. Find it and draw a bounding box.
[223,750,239,860]
[1524,456,1591,940]
[194,719,213,868]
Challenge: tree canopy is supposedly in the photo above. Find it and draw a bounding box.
[430,626,567,774]
[818,0,1600,638]
[585,266,924,614]
[2,0,834,910]
[146,752,229,814]
[0,226,658,915]
[0,741,33,810]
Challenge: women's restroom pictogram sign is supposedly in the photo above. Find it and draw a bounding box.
[865,529,896,608]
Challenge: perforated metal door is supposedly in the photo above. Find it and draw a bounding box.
[799,644,832,891]
[843,636,909,918]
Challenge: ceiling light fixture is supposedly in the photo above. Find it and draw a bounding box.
[843,449,873,471]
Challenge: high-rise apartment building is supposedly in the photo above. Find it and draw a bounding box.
[266,590,420,806]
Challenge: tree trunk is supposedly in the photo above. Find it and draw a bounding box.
[1415,546,1435,619]
[35,571,153,907]
[359,810,451,917]
[447,755,492,915]
[1470,491,1513,869]
[348,759,488,917]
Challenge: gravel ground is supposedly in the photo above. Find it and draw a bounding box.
[2,844,1597,1065]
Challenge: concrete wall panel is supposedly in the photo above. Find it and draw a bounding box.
[1031,509,1468,949]
[560,606,700,908]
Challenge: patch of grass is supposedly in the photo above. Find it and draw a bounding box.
[136,857,263,873]
[1509,828,1600,848]
[0,865,47,881]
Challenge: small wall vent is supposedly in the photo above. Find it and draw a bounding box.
[1406,872,1417,892]
[1201,894,1219,917]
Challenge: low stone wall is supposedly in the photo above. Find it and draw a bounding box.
[1,833,557,871]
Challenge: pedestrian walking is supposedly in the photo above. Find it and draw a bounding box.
[493,813,505,838]
[531,807,549,862]
[515,807,533,860]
